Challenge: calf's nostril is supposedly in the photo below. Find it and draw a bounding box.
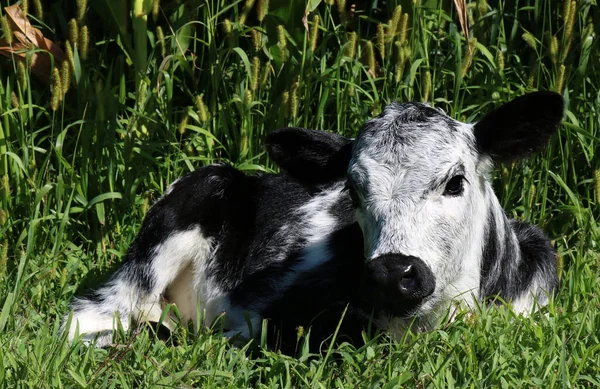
[399,276,417,292]
[398,264,417,292]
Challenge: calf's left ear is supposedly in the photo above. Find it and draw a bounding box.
[266,127,353,184]
[473,91,564,163]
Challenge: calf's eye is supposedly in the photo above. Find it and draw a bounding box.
[443,175,465,196]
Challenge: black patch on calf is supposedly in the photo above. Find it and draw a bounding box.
[480,207,558,303]
[260,223,370,354]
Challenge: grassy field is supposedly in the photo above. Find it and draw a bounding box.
[0,0,599,387]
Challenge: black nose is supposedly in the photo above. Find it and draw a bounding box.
[362,254,435,316]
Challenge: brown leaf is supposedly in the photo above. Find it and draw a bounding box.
[302,0,323,31]
[1,4,65,82]
[453,0,473,70]
[453,0,472,57]
[0,39,52,82]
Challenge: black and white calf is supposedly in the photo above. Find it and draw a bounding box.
[64,92,563,352]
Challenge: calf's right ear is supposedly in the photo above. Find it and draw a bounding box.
[266,127,353,184]
[473,91,564,163]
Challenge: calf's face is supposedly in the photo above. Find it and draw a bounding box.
[267,92,564,318]
[348,103,487,315]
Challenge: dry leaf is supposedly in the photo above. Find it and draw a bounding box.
[302,0,322,31]
[0,4,66,82]
[453,0,472,58]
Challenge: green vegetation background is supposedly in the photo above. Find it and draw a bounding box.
[0,0,598,387]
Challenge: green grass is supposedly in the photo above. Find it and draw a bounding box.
[0,0,599,387]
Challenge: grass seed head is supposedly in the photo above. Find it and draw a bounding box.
[566,1,577,39]
[477,0,488,19]
[277,26,288,62]
[223,19,235,48]
[65,41,75,71]
[562,0,571,22]
[527,69,535,89]
[261,61,270,86]
[522,32,537,50]
[561,1,577,62]
[594,170,600,204]
[309,15,320,53]
[0,16,12,46]
[496,48,504,72]
[557,64,566,93]
[244,89,253,106]
[399,12,409,44]
[528,184,537,209]
[346,32,357,59]
[33,0,43,21]
[365,41,376,75]
[251,29,261,51]
[17,61,27,91]
[282,90,290,118]
[76,0,87,22]
[61,60,71,96]
[290,77,299,119]
[389,5,402,39]
[195,95,210,123]
[178,113,189,135]
[548,34,559,64]
[251,56,260,91]
[336,0,346,18]
[239,0,256,25]
[79,24,89,60]
[223,18,233,34]
[10,91,18,108]
[296,325,305,339]
[156,26,166,57]
[257,0,269,22]
[377,23,385,59]
[463,38,478,78]
[556,251,564,280]
[277,25,286,48]
[422,70,431,102]
[1,176,8,199]
[68,18,79,45]
[50,67,62,111]
[152,0,160,22]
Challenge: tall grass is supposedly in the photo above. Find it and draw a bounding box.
[0,0,598,386]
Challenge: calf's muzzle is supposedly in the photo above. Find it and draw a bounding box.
[362,254,435,316]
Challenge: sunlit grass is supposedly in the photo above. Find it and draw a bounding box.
[0,0,598,386]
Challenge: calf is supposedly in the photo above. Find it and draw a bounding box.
[63,92,563,353]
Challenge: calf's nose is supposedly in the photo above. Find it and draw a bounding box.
[363,254,435,315]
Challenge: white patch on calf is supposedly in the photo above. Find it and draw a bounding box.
[66,227,217,344]
[67,279,141,346]
[151,228,214,326]
[275,184,345,293]
[510,274,550,315]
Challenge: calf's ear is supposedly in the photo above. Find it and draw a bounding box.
[266,127,353,184]
[473,91,564,163]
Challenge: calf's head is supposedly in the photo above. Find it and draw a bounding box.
[267,92,564,318]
